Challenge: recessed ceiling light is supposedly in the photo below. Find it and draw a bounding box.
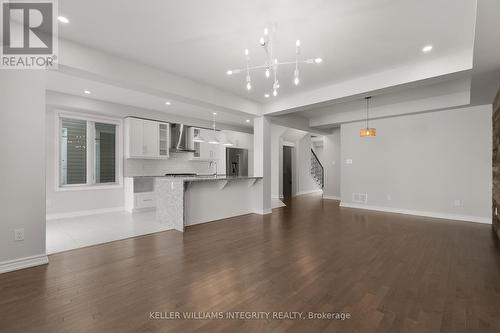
[246,119,250,123]
[57,16,69,24]
[165,101,171,105]
[213,112,217,116]
[84,90,91,94]
[264,94,270,98]
[422,45,433,53]
[314,58,323,64]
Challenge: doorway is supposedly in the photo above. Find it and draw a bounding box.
[283,146,293,199]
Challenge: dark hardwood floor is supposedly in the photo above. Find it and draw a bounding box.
[1,194,500,332]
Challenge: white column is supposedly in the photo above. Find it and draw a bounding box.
[253,116,272,214]
[0,71,48,273]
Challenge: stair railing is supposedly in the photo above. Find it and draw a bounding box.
[310,149,324,189]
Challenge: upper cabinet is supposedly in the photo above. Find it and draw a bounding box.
[189,127,220,161]
[224,130,252,149]
[125,117,170,159]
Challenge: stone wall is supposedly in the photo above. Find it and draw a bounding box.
[493,88,500,238]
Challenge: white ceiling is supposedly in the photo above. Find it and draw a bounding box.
[57,0,476,103]
[46,71,254,128]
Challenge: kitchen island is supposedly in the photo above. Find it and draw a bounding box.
[154,175,264,232]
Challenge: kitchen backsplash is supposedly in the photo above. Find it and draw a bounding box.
[124,153,215,176]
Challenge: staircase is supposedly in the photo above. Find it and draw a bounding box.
[310,149,324,189]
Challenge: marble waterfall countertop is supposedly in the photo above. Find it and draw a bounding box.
[154,175,264,232]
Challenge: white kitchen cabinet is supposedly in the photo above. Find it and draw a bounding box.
[190,127,220,161]
[142,120,159,158]
[158,122,170,158]
[125,117,169,159]
[126,117,144,157]
[224,130,251,149]
[124,177,156,212]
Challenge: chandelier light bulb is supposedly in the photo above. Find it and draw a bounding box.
[225,27,324,93]
[246,74,252,91]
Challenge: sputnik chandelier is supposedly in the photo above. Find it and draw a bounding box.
[226,26,323,97]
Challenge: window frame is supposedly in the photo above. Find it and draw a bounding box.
[55,111,123,192]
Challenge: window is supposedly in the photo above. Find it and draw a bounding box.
[58,113,121,189]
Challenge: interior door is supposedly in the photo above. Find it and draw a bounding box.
[283,146,292,199]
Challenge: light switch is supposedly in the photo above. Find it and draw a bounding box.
[346,159,353,165]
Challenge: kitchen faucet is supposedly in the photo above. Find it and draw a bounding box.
[209,160,218,178]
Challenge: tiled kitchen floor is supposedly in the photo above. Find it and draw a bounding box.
[46,210,172,254]
[47,203,286,254]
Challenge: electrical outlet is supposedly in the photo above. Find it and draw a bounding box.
[14,228,24,241]
[454,199,462,207]
[346,159,353,165]
[386,194,392,201]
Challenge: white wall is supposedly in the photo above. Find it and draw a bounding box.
[46,93,253,215]
[0,71,48,271]
[314,129,341,199]
[340,105,492,223]
[45,109,125,214]
[253,117,272,213]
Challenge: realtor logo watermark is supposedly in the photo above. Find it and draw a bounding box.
[1,0,58,69]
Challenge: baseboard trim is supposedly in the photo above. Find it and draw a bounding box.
[253,208,272,215]
[339,202,491,224]
[323,195,341,201]
[294,189,323,197]
[0,254,49,274]
[46,207,125,220]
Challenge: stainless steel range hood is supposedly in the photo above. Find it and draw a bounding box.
[170,123,196,153]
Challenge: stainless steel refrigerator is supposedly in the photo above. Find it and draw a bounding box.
[226,147,248,176]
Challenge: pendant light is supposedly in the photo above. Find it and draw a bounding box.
[208,112,220,145]
[360,96,376,137]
